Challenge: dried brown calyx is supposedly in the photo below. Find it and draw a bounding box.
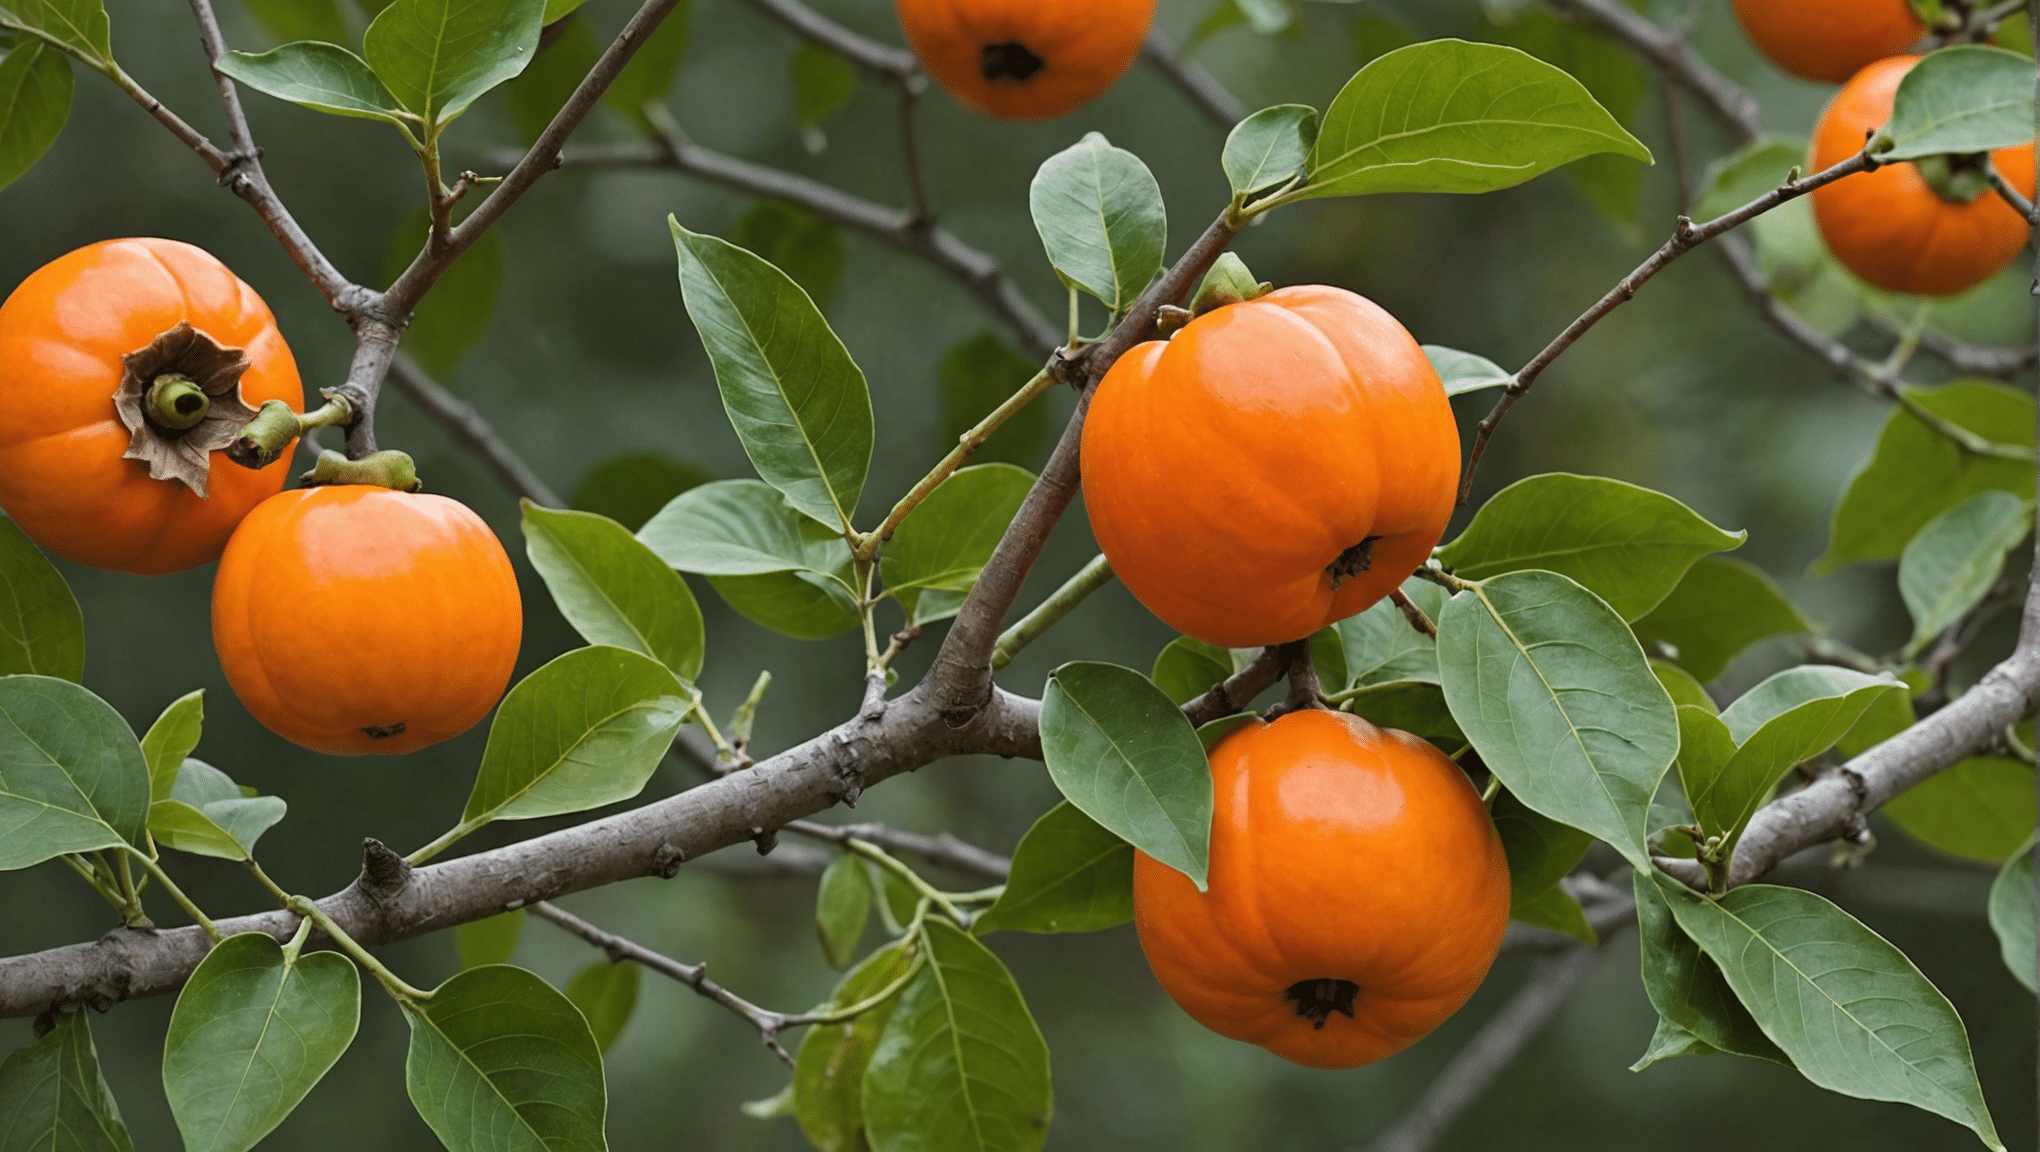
[113,322,259,498]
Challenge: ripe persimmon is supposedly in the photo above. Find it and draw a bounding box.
[1812,55,2036,296]
[1079,284,1459,648]
[1134,709,1510,1069]
[212,485,522,755]
[1731,0,1923,84]
[893,0,1154,121]
[0,238,303,573]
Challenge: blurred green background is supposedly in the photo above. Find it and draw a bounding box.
[1,0,2034,1148]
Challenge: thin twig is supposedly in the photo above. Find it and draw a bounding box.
[531,901,802,1065]
[1389,589,1436,640]
[1546,0,1762,143]
[1461,150,1877,502]
[742,0,919,81]
[1987,159,2036,224]
[386,355,564,507]
[1367,947,1604,1152]
[784,821,1011,882]
[1140,28,1244,127]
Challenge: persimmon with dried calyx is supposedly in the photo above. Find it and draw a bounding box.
[1730,0,1923,85]
[1812,55,2036,297]
[1080,281,1459,648]
[0,238,303,573]
[893,0,1155,121]
[212,470,522,756]
[1134,708,1510,1069]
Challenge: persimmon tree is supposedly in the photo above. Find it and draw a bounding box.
[0,0,2035,1149]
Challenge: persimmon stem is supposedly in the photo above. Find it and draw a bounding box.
[129,850,218,941]
[145,375,211,430]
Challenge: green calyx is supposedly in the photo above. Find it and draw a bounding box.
[301,449,422,493]
[1189,253,1274,317]
[1914,153,1991,204]
[144,375,211,431]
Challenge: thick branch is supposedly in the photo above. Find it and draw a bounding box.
[1140,29,1244,128]
[386,354,564,508]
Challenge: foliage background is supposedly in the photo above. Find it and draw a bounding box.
[0,0,2033,1146]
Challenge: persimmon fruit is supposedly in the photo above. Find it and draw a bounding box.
[1730,0,1923,84]
[1079,285,1459,649]
[212,485,522,756]
[1133,709,1510,1069]
[893,0,1155,121]
[1812,55,2036,297]
[0,238,303,573]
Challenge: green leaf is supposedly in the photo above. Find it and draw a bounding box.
[215,43,411,132]
[741,1085,793,1119]
[1652,659,1715,713]
[816,853,872,969]
[1437,571,1677,869]
[1660,879,2003,1149]
[1512,882,1595,943]
[0,1011,134,1152]
[863,920,1052,1152]
[1309,626,1347,696]
[938,333,1047,469]
[1222,103,1317,197]
[523,504,705,683]
[1040,662,1212,889]
[243,0,350,44]
[791,41,854,149]
[730,200,844,313]
[0,675,147,869]
[1150,636,1233,705]
[1695,137,1804,220]
[1298,39,1649,201]
[1493,787,1591,907]
[882,464,1034,625]
[975,801,1133,935]
[1885,757,2036,864]
[1682,667,1903,850]
[541,0,586,23]
[794,943,914,1152]
[1028,131,1166,312]
[504,14,595,142]
[0,43,68,193]
[0,512,81,681]
[1879,45,2035,161]
[403,965,606,1152]
[572,452,711,532]
[670,220,872,531]
[363,0,542,127]
[563,960,638,1053]
[1634,555,1812,683]
[1633,872,1787,1066]
[1631,1018,1718,1072]
[164,933,360,1152]
[1818,381,2034,574]
[638,479,858,640]
[1333,579,1444,689]
[1493,9,1647,234]
[150,759,287,862]
[599,0,688,127]
[140,691,202,803]
[383,208,501,378]
[0,0,109,67]
[461,646,690,825]
[456,909,523,969]
[1437,473,1743,620]
[1342,680,1466,744]
[1898,489,2031,652]
[1987,836,2034,993]
[1421,344,1511,397]
[1695,138,1866,336]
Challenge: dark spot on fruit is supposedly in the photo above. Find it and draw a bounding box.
[1285,977,1360,1029]
[981,40,1045,83]
[1327,535,1383,591]
[362,722,407,739]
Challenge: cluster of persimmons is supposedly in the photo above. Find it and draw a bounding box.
[0,0,2025,1075]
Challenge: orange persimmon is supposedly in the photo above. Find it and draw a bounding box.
[1731,0,1923,85]
[212,485,522,755]
[1134,709,1511,1069]
[893,0,1155,120]
[0,238,303,573]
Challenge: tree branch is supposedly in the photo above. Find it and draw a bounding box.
[1462,150,1877,501]
[1545,0,1762,144]
[741,0,919,82]
[991,554,1114,670]
[1367,946,1604,1152]
[1140,28,1244,128]
[784,821,1010,882]
[386,354,564,508]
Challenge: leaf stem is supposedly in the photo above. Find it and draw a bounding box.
[59,854,131,914]
[848,838,969,926]
[130,850,219,941]
[854,366,1057,562]
[406,817,489,867]
[991,553,1115,670]
[802,948,926,1026]
[285,893,435,1003]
